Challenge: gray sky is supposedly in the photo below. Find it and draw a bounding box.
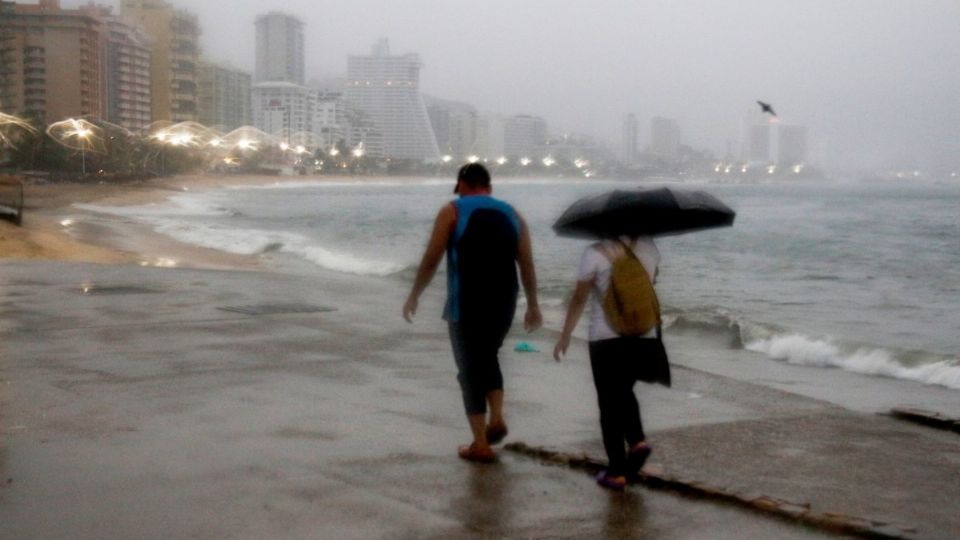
[83,0,960,172]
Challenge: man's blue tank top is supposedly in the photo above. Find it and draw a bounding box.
[444,195,521,323]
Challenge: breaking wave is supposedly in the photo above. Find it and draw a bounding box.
[664,307,960,391]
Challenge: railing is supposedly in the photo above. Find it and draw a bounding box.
[0,176,24,226]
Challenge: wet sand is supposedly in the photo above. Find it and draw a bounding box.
[1,173,377,270]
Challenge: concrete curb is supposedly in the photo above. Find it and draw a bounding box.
[504,441,922,540]
[888,408,960,434]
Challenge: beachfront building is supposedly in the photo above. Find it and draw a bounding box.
[311,88,348,151]
[474,113,505,161]
[0,0,104,122]
[650,116,680,159]
[254,12,304,86]
[777,124,807,167]
[120,0,200,122]
[252,81,311,136]
[503,114,547,159]
[345,39,439,162]
[82,4,152,132]
[621,113,638,165]
[426,96,478,161]
[198,61,251,131]
[745,124,771,163]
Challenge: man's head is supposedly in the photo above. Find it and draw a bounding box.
[454,163,491,195]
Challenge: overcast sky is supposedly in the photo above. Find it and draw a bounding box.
[77,0,960,172]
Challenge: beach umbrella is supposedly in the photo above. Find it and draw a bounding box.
[553,187,736,239]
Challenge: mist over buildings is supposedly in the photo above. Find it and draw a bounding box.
[31,0,960,174]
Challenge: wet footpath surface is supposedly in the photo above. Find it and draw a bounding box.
[1,261,957,539]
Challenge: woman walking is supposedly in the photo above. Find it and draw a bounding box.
[553,235,671,490]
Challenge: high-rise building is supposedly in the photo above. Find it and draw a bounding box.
[746,124,771,162]
[0,0,103,122]
[650,117,680,158]
[198,61,251,131]
[82,4,152,132]
[474,114,505,160]
[121,0,200,122]
[503,114,547,159]
[426,97,478,160]
[254,12,304,86]
[621,113,638,164]
[345,39,439,161]
[777,124,807,166]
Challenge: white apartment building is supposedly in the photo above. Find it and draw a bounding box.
[252,81,310,135]
[345,39,439,161]
[503,114,547,158]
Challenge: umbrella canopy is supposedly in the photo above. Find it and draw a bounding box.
[553,187,736,239]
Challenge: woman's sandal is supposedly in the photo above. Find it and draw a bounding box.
[458,443,497,463]
[626,442,653,481]
[596,471,627,491]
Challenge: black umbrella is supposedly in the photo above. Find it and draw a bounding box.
[553,187,736,239]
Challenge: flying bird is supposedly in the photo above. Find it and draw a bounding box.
[757,100,777,117]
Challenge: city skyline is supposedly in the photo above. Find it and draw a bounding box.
[29,0,960,172]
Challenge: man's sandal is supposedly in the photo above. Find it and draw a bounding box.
[486,423,508,445]
[458,443,497,463]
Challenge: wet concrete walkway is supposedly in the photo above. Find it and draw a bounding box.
[1,261,957,539]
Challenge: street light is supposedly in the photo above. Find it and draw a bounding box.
[75,127,92,175]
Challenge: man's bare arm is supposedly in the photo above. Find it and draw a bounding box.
[403,204,455,322]
[516,215,543,332]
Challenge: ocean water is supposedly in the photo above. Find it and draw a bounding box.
[75,177,960,390]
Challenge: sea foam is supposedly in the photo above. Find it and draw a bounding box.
[745,333,960,390]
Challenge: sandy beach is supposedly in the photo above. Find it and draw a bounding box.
[1,173,353,269]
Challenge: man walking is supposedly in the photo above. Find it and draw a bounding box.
[403,163,542,462]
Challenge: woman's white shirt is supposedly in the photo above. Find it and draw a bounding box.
[576,236,660,342]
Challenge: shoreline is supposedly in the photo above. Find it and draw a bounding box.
[1,173,398,270]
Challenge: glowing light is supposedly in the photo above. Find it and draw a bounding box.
[209,138,223,147]
[542,156,556,167]
[574,158,588,169]
[520,157,532,166]
[47,118,105,175]
[60,219,74,227]
[295,145,307,155]
[793,164,804,174]
[741,166,748,173]
[724,165,732,174]
[352,145,365,158]
[441,155,453,163]
[236,139,256,151]
[467,155,479,164]
[329,148,340,157]
[496,156,508,165]
[714,165,722,173]
[767,165,776,174]
[279,142,290,151]
[0,112,38,150]
[47,118,102,150]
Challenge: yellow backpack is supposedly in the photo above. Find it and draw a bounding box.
[601,240,661,336]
